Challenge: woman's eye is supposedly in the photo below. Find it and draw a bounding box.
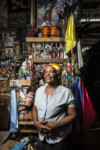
[44,71,56,74]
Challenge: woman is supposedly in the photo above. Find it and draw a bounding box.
[33,63,77,150]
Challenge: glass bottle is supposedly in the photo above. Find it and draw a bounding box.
[51,46,57,58]
[59,48,64,58]
[62,63,68,86]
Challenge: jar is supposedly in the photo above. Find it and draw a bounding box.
[50,26,57,37]
[42,27,50,37]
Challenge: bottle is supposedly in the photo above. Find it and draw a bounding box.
[71,66,75,83]
[57,48,60,58]
[62,63,68,86]
[51,46,57,58]
[67,63,71,75]
[28,67,33,80]
[59,48,64,58]
[26,58,30,69]
[18,67,22,79]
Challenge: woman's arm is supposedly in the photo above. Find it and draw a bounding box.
[32,105,51,134]
[32,105,38,123]
[55,107,77,128]
[45,107,77,130]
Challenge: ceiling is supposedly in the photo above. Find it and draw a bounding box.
[76,0,100,49]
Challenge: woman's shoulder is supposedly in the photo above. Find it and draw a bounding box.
[59,85,69,90]
[58,85,72,93]
[36,85,46,93]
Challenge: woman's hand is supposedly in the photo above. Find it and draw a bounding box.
[44,121,56,130]
[34,119,51,136]
[43,121,56,137]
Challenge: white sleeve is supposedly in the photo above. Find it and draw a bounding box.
[67,89,75,107]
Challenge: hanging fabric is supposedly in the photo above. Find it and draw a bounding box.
[10,81,22,133]
[77,41,83,69]
[65,12,76,54]
[82,82,94,135]
[70,77,83,132]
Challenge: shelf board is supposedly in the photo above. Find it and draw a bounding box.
[19,121,38,133]
[19,129,38,133]
[26,37,65,43]
[19,121,34,125]
[10,78,38,87]
[29,58,68,63]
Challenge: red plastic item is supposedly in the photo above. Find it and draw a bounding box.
[82,82,94,135]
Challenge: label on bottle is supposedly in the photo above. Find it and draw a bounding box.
[67,63,71,74]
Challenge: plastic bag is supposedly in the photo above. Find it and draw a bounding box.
[82,82,94,135]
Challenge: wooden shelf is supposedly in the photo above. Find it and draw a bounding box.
[19,121,38,133]
[26,37,65,43]
[19,129,38,133]
[10,78,38,87]
[29,58,68,63]
[19,121,34,125]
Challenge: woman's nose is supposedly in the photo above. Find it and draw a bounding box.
[44,71,50,76]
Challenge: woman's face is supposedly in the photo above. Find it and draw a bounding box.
[44,65,59,85]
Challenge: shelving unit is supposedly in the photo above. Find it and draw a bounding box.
[26,37,67,63]
[21,37,68,134]
[19,121,38,133]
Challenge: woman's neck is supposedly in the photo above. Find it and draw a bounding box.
[47,83,58,89]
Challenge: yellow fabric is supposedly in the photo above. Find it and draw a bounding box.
[65,12,76,54]
[49,63,62,74]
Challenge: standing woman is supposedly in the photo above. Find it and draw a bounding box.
[33,63,77,150]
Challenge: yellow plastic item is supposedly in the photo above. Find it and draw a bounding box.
[65,12,76,54]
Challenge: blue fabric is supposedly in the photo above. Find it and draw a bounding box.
[70,78,83,131]
[34,84,75,144]
[10,81,22,133]
[11,142,25,150]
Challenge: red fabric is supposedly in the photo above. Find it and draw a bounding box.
[82,83,94,135]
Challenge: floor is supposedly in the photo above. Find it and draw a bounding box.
[84,130,100,150]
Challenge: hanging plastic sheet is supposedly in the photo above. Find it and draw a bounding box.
[10,81,22,133]
[70,78,83,132]
[82,82,94,135]
[77,41,83,69]
[65,12,76,54]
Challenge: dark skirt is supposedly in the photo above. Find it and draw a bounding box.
[37,132,74,150]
